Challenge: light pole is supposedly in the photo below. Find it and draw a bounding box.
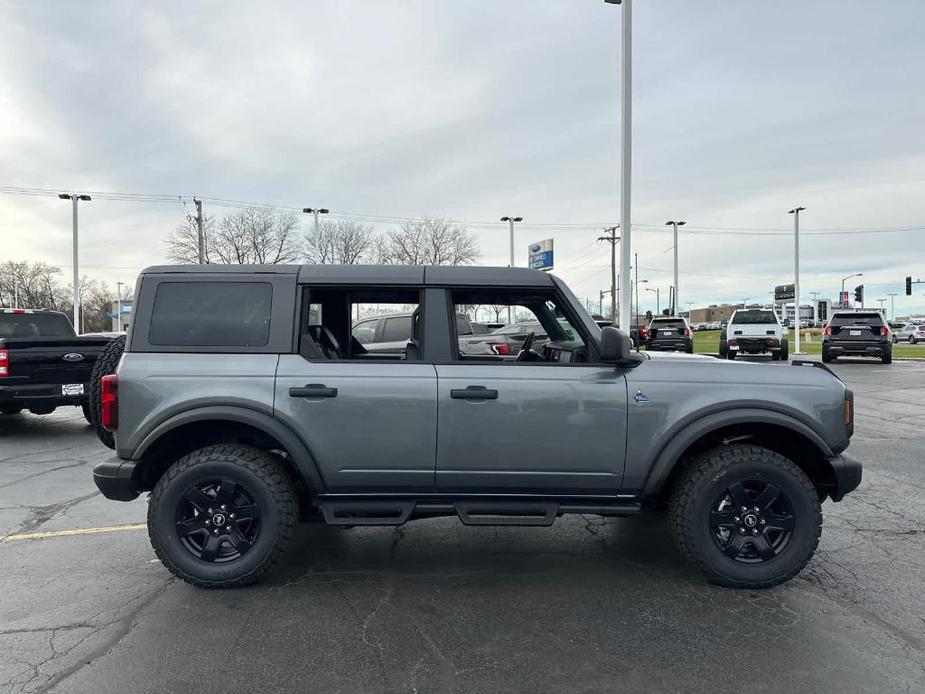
[58,193,91,333]
[665,220,685,314]
[840,273,863,304]
[686,301,693,319]
[116,281,124,332]
[637,278,647,323]
[788,206,805,354]
[605,0,632,332]
[888,292,898,320]
[500,216,523,323]
[302,207,330,243]
[499,216,524,268]
[742,297,750,308]
[876,298,887,314]
[645,286,659,315]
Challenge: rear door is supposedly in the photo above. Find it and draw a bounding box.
[830,313,885,342]
[274,284,437,492]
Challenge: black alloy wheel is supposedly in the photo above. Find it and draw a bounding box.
[709,480,794,563]
[175,478,261,563]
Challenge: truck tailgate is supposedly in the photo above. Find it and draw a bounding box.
[0,337,112,386]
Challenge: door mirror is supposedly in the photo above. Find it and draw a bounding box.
[600,326,632,363]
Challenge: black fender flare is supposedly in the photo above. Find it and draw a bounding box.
[127,405,326,492]
[641,407,834,496]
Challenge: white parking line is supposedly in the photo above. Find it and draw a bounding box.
[0,523,147,543]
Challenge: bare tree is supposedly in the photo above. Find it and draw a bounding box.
[306,220,376,264]
[165,207,301,264]
[378,217,479,266]
[0,261,69,310]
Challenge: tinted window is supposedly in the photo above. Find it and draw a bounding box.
[455,314,473,336]
[732,310,777,325]
[0,312,74,338]
[381,316,412,342]
[830,313,884,327]
[651,319,686,329]
[149,282,272,346]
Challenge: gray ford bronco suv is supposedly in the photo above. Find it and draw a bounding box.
[91,265,861,589]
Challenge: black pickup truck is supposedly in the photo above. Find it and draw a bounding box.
[0,309,112,418]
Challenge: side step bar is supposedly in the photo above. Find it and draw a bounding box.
[316,498,641,527]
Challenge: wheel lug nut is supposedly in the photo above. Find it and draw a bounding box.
[734,516,740,522]
[760,519,766,525]
[229,513,235,519]
[753,506,759,512]
[208,508,213,514]
[752,529,758,535]
[221,505,227,511]
[741,506,747,513]
[739,528,745,534]
[205,520,210,526]
[213,529,219,534]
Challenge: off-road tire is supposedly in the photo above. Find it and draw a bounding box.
[726,350,736,360]
[779,338,789,361]
[88,335,125,449]
[718,341,727,358]
[882,347,892,364]
[81,402,92,423]
[821,348,832,363]
[667,444,822,588]
[148,445,297,588]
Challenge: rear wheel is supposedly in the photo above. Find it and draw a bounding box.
[1,406,23,415]
[718,341,727,358]
[910,337,917,345]
[821,348,832,363]
[726,350,736,360]
[668,445,821,588]
[148,445,297,588]
[81,402,92,423]
[779,338,789,361]
[882,347,892,364]
[89,335,126,449]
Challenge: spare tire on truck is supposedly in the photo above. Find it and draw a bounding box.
[88,335,126,449]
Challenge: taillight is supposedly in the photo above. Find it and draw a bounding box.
[0,349,8,377]
[639,328,648,338]
[683,328,690,337]
[489,343,510,355]
[880,326,889,336]
[101,374,118,431]
[823,326,832,336]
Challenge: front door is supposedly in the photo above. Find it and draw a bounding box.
[434,287,628,494]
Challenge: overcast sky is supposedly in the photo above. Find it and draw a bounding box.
[2,0,924,316]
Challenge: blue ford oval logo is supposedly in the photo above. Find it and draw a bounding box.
[62,353,84,362]
[530,243,542,253]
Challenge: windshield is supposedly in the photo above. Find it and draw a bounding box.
[0,312,75,338]
[731,310,777,324]
[650,319,686,329]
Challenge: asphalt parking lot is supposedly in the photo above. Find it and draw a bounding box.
[2,357,924,694]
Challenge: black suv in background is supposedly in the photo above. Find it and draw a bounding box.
[644,317,693,353]
[822,311,892,364]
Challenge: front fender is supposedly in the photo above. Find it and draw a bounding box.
[638,407,834,496]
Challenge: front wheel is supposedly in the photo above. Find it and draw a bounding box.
[148,445,297,588]
[910,337,917,345]
[668,445,822,588]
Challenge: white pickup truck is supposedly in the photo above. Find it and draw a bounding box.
[719,308,789,361]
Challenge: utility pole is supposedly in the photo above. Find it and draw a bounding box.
[888,292,898,320]
[788,206,805,354]
[500,216,523,323]
[58,193,91,333]
[598,225,620,324]
[665,220,685,314]
[192,198,204,263]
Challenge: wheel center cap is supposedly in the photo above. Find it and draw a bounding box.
[212,513,226,526]
[743,514,758,528]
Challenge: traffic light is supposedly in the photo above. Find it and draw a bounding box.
[854,285,864,304]
[907,276,913,295]
[645,310,653,321]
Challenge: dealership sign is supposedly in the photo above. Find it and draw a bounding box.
[528,239,554,271]
[774,283,795,301]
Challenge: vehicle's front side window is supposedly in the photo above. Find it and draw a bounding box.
[449,289,588,364]
[352,319,377,345]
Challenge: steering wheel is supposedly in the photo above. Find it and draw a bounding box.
[516,331,536,362]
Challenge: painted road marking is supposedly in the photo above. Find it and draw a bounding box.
[0,523,146,543]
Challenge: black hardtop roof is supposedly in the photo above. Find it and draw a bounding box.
[140,264,555,287]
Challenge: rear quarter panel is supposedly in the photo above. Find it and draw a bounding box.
[621,355,848,491]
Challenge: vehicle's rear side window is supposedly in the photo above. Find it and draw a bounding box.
[149,282,272,346]
[381,315,412,342]
[830,313,883,326]
[0,312,74,338]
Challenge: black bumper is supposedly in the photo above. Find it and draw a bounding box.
[826,452,863,501]
[93,458,141,501]
[0,383,89,408]
[646,340,691,352]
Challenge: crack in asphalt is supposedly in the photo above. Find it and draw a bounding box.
[0,462,88,491]
[10,491,101,537]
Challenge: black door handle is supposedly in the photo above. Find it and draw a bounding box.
[289,384,338,398]
[450,385,498,400]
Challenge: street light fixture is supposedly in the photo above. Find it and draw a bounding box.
[59,193,91,333]
[500,216,524,323]
[665,220,685,314]
[645,286,660,315]
[302,208,330,242]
